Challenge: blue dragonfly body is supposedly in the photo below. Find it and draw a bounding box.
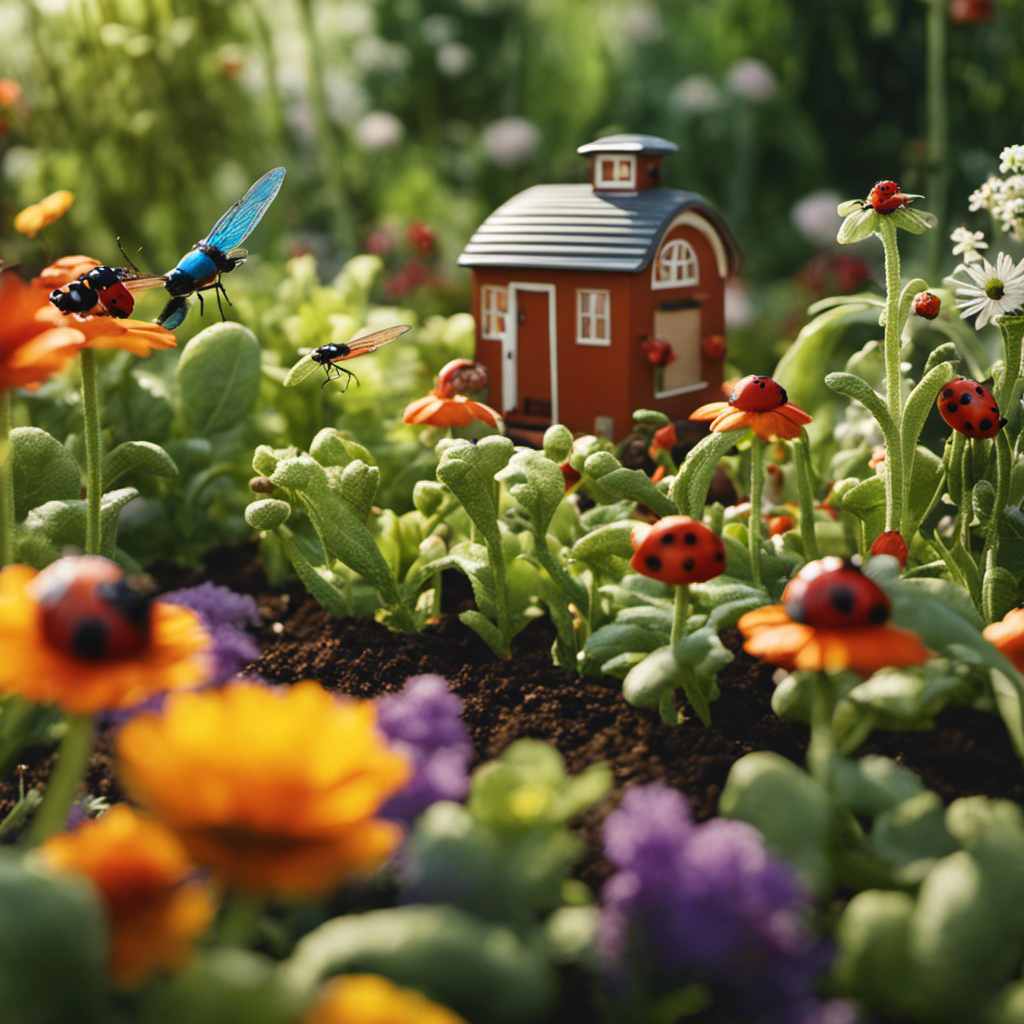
[156,166,286,329]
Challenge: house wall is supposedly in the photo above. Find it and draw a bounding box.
[469,215,728,439]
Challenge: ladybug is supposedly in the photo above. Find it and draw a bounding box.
[29,556,153,661]
[912,291,941,320]
[728,375,788,412]
[865,180,923,214]
[630,515,726,586]
[782,557,890,629]
[936,376,1006,438]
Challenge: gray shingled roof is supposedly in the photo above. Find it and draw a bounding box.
[458,184,741,273]
[577,134,679,155]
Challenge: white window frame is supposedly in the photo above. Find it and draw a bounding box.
[480,285,508,340]
[576,289,611,346]
[595,155,636,190]
[652,239,700,290]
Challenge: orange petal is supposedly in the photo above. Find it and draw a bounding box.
[689,401,729,422]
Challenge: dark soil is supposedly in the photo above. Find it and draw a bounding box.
[7,541,1021,889]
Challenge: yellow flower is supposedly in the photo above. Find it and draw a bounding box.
[0,270,86,391]
[117,681,411,897]
[14,190,74,238]
[304,974,467,1024]
[0,559,210,713]
[39,804,216,987]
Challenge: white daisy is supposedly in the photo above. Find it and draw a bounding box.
[946,252,1024,328]
[950,226,988,264]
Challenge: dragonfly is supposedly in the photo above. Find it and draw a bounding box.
[309,325,411,389]
[155,166,286,330]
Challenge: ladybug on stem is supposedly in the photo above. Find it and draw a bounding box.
[864,180,924,214]
[782,557,890,629]
[29,556,153,661]
[936,376,1006,438]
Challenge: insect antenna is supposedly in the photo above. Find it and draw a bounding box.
[115,237,141,274]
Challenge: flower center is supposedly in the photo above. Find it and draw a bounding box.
[986,278,1006,300]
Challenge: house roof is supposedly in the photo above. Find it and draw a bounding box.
[457,184,741,273]
[576,133,679,155]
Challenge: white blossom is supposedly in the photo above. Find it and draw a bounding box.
[725,58,778,103]
[791,191,844,249]
[950,226,988,264]
[354,111,405,151]
[481,116,541,168]
[945,252,1024,329]
[670,75,724,115]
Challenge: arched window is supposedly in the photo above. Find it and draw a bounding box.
[653,239,699,289]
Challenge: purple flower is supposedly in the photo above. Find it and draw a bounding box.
[599,782,847,1024]
[160,583,260,684]
[376,675,473,826]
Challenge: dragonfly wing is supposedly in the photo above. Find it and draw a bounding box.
[203,167,286,253]
[155,295,191,330]
[121,273,168,293]
[340,324,411,359]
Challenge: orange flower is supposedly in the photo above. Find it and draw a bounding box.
[869,445,887,469]
[648,423,677,459]
[0,270,86,390]
[870,530,909,567]
[34,258,177,357]
[404,360,500,429]
[769,513,795,536]
[0,79,21,107]
[690,374,812,442]
[304,974,467,1024]
[984,607,1024,673]
[738,604,930,675]
[0,559,210,713]
[39,804,215,987]
[117,680,411,897]
[14,190,74,238]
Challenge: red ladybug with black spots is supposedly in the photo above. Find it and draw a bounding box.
[865,180,923,214]
[630,515,726,586]
[729,375,788,412]
[29,556,152,661]
[782,557,890,629]
[936,376,1006,439]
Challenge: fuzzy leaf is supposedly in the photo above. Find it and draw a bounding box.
[176,322,261,436]
[9,427,80,521]
[837,206,877,244]
[542,424,573,463]
[891,207,937,234]
[309,429,374,469]
[101,441,178,490]
[672,429,745,517]
[437,437,514,546]
[569,521,635,572]
[498,450,566,538]
[244,499,291,531]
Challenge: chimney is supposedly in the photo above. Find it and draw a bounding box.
[577,134,679,194]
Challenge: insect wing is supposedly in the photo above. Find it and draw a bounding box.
[121,272,168,294]
[335,324,411,361]
[203,167,286,253]
[155,295,191,330]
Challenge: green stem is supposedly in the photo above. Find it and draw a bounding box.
[79,349,103,556]
[807,673,838,790]
[996,315,1024,415]
[878,218,905,534]
[748,437,764,588]
[792,430,819,560]
[0,389,14,567]
[924,0,949,282]
[670,585,690,649]
[28,713,94,844]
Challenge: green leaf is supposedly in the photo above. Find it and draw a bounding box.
[582,455,676,518]
[101,441,178,490]
[0,853,109,1024]
[281,905,556,1024]
[831,754,924,817]
[891,206,938,234]
[499,449,567,538]
[902,363,955,477]
[245,498,291,531]
[837,206,877,244]
[569,521,635,572]
[437,437,514,547]
[108,369,174,444]
[672,429,745,517]
[20,487,138,559]
[872,791,957,880]
[836,475,886,538]
[825,371,894,435]
[9,427,80,521]
[134,950,310,1024]
[309,429,374,469]
[719,752,834,896]
[845,665,965,728]
[176,322,261,436]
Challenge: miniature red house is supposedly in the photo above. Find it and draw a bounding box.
[458,133,741,441]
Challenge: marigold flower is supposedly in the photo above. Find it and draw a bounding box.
[39,804,215,987]
[0,270,87,391]
[0,560,210,713]
[870,530,909,567]
[404,359,500,429]
[738,604,930,675]
[34,258,177,357]
[14,190,74,238]
[117,680,411,896]
[984,607,1024,673]
[690,374,812,441]
[304,974,467,1024]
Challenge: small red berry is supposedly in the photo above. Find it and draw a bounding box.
[702,334,726,360]
[913,291,941,320]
